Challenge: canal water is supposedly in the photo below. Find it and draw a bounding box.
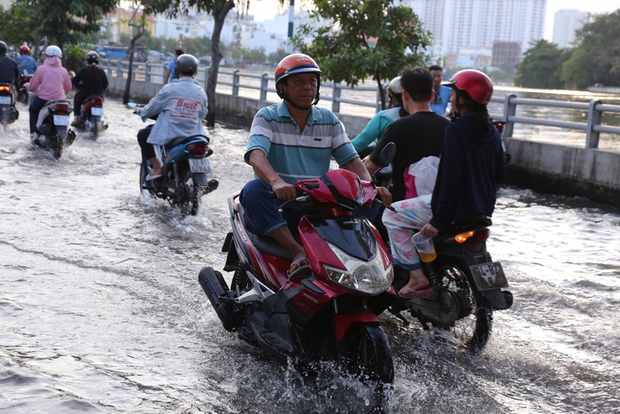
[0,98,619,413]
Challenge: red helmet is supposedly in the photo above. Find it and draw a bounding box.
[274,53,321,87]
[20,45,30,54]
[443,69,493,105]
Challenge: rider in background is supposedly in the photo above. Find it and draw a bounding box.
[136,54,207,180]
[382,69,505,299]
[71,51,108,126]
[15,45,37,75]
[350,76,408,155]
[26,45,72,141]
[0,41,19,92]
[364,67,449,202]
[163,49,184,84]
[429,64,451,116]
[239,53,391,274]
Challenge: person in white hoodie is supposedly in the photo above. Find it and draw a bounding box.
[26,45,72,139]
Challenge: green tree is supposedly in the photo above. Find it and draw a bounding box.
[0,2,38,47]
[141,0,275,126]
[514,40,567,89]
[562,10,620,89]
[292,0,431,109]
[23,0,116,52]
[267,48,287,66]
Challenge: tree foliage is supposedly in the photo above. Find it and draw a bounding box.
[0,2,38,46]
[514,40,567,89]
[26,0,115,48]
[291,0,431,108]
[139,0,274,126]
[562,10,620,88]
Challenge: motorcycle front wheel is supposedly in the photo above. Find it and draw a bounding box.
[176,165,201,215]
[138,161,153,198]
[338,323,394,384]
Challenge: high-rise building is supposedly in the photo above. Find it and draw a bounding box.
[402,0,546,69]
[552,9,589,49]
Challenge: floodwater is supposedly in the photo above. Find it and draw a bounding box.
[1,98,619,413]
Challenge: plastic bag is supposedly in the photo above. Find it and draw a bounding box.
[403,155,439,199]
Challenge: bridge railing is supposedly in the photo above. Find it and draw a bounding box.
[100,58,620,149]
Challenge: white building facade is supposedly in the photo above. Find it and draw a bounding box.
[402,0,546,69]
[552,9,589,49]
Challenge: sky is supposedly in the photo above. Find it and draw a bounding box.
[247,0,619,41]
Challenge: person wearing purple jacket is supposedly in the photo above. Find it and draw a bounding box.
[26,45,72,140]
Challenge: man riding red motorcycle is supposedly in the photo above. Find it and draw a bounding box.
[239,53,391,274]
[198,54,396,387]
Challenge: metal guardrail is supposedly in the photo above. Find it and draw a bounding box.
[100,58,620,149]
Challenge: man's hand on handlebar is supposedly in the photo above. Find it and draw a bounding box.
[271,179,297,201]
[375,186,392,208]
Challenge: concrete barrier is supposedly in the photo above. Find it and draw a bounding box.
[107,80,620,207]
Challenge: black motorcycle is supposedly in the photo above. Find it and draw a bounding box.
[33,99,76,159]
[389,217,513,353]
[0,83,19,125]
[17,72,32,105]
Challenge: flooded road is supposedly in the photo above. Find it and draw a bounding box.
[1,98,619,413]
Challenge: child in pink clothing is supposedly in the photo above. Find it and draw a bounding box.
[27,45,72,138]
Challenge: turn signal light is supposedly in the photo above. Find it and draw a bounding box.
[454,228,490,244]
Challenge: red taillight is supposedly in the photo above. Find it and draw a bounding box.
[187,142,208,155]
[0,85,10,92]
[454,228,489,244]
[56,104,69,111]
[92,97,104,106]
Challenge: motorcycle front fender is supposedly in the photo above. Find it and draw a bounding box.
[334,310,381,342]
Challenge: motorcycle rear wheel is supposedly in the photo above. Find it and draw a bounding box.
[338,323,394,384]
[434,264,494,354]
[91,118,99,140]
[51,135,63,159]
[176,166,201,215]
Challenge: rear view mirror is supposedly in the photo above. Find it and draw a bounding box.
[376,142,395,168]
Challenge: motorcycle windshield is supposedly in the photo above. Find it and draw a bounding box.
[307,216,377,261]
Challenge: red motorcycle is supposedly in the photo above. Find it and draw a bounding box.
[198,146,396,384]
[74,95,107,139]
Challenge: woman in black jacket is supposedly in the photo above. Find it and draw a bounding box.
[382,69,506,299]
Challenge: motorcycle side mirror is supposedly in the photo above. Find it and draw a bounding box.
[22,69,28,76]
[376,142,396,168]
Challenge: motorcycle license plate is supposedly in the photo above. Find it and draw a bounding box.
[91,107,104,116]
[189,158,211,173]
[470,262,508,291]
[0,96,11,105]
[53,115,70,126]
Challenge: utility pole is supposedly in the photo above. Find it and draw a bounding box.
[287,0,294,53]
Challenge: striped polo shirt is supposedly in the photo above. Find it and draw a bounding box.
[244,101,358,184]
